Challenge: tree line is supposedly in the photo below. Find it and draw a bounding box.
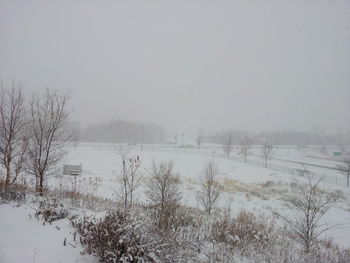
[78,119,164,144]
[204,129,350,146]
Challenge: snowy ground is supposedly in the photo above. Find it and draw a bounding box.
[1,143,350,262]
[0,203,97,263]
[59,143,350,245]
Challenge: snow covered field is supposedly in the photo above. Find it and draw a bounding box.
[60,143,350,244]
[1,143,350,262]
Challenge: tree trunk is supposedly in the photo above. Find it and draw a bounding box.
[4,156,11,186]
[305,243,310,254]
[38,172,44,195]
[5,167,10,186]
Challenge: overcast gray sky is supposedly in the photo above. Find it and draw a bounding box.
[1,0,349,135]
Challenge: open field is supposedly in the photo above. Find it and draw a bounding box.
[2,142,350,263]
[55,143,350,245]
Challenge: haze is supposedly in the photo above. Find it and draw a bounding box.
[1,0,349,136]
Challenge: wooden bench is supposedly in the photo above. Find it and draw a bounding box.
[63,164,82,176]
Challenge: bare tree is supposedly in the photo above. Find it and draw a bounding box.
[146,161,182,230]
[276,171,339,254]
[27,89,70,193]
[238,136,252,163]
[223,134,233,159]
[0,83,29,186]
[262,140,274,168]
[198,160,223,215]
[117,149,141,208]
[146,161,181,209]
[67,121,81,149]
[320,146,328,155]
[196,134,202,149]
[337,158,350,187]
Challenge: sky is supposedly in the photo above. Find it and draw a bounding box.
[0,0,349,135]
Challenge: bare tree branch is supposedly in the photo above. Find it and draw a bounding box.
[26,89,71,193]
[0,82,28,186]
[116,146,141,208]
[276,170,339,254]
[198,160,223,215]
[337,158,350,187]
[238,136,252,163]
[223,134,233,159]
[262,140,274,168]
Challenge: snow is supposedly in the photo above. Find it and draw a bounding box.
[55,143,347,197]
[1,143,350,262]
[0,203,97,263]
[57,143,350,244]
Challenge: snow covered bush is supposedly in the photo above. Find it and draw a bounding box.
[75,210,154,263]
[143,205,200,262]
[52,187,113,211]
[0,182,26,204]
[310,238,350,263]
[210,209,276,258]
[264,237,350,263]
[145,161,182,232]
[35,197,68,223]
[73,205,201,263]
[206,209,350,263]
[278,172,340,254]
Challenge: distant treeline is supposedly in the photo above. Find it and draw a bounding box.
[74,121,349,146]
[204,130,350,146]
[77,120,164,144]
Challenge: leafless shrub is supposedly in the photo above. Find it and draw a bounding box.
[35,197,68,223]
[143,161,202,261]
[74,205,200,263]
[50,179,115,211]
[117,150,141,208]
[198,160,223,215]
[0,181,26,204]
[74,211,154,263]
[276,171,340,254]
[211,209,276,255]
[268,236,350,263]
[146,160,182,231]
[142,205,200,262]
[254,234,350,263]
[310,238,350,263]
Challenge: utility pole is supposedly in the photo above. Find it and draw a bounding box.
[140,125,144,151]
[174,129,184,149]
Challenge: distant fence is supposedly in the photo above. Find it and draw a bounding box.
[229,155,347,187]
[94,143,347,187]
[146,146,347,187]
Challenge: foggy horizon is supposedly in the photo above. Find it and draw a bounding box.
[1,0,349,136]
